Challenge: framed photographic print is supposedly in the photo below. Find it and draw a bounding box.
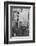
[4,1,35,44]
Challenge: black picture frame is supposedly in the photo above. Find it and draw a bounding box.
[4,1,35,44]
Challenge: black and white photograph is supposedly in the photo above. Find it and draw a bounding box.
[10,6,30,37]
[4,2,35,44]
